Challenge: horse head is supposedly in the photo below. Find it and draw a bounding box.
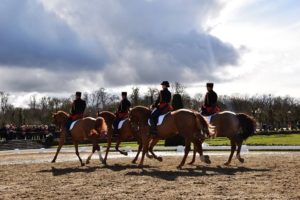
[94,117,108,135]
[129,106,151,126]
[52,111,69,127]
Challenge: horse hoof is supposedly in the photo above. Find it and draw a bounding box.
[81,163,85,167]
[205,158,211,164]
[51,160,56,163]
[224,162,230,166]
[157,157,163,162]
[124,152,128,156]
[177,165,183,170]
[132,159,137,164]
[188,161,195,165]
[238,158,245,163]
[147,154,154,159]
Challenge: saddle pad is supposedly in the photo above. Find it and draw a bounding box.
[148,113,169,126]
[69,120,79,131]
[202,115,213,124]
[118,119,128,129]
[112,118,128,130]
[85,117,96,121]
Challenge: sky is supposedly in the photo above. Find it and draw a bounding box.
[0,0,299,107]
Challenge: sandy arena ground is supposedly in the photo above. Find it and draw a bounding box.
[0,151,299,200]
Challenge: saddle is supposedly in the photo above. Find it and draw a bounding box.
[113,118,128,130]
[68,117,96,131]
[148,112,171,126]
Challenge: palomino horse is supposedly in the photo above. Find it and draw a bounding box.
[97,111,140,165]
[190,111,256,166]
[51,111,107,166]
[129,106,213,169]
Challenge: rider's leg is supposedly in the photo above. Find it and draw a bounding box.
[150,109,161,135]
[112,118,121,136]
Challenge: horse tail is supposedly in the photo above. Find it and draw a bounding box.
[236,113,256,140]
[194,112,215,138]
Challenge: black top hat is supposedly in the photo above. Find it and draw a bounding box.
[161,81,170,87]
[206,83,214,87]
[121,92,127,96]
[75,91,82,97]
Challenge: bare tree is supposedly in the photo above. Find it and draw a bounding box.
[90,88,110,109]
[29,95,38,110]
[172,82,185,95]
[130,87,140,106]
[147,87,159,104]
[0,91,9,114]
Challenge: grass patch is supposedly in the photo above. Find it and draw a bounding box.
[206,134,300,146]
[51,134,300,148]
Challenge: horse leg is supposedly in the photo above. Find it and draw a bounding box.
[85,144,96,164]
[236,142,245,163]
[188,145,197,165]
[102,134,112,165]
[132,143,142,164]
[51,133,65,163]
[74,142,84,166]
[194,139,211,164]
[177,139,191,169]
[224,140,236,166]
[145,138,154,159]
[148,138,162,162]
[138,136,150,168]
[115,138,128,156]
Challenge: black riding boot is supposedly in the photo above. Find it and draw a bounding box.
[113,128,119,137]
[150,120,158,136]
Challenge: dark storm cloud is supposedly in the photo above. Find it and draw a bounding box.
[0,0,240,93]
[0,0,107,69]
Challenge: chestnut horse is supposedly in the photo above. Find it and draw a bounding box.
[97,111,142,165]
[190,111,256,166]
[129,106,213,169]
[51,111,107,166]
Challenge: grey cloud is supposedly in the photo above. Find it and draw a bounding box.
[0,0,107,69]
[0,0,240,93]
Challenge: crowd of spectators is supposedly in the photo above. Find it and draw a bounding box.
[0,124,58,141]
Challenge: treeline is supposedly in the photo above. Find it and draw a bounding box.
[1,83,300,129]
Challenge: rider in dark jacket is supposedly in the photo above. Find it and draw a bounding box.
[66,92,86,132]
[201,83,220,116]
[150,81,172,135]
[113,92,131,136]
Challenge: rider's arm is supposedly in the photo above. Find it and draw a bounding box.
[154,91,161,107]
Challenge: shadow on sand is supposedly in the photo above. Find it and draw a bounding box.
[38,166,101,176]
[100,164,156,172]
[126,165,271,181]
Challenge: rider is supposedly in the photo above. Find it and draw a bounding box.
[201,83,220,116]
[150,81,172,135]
[113,92,131,136]
[66,91,86,133]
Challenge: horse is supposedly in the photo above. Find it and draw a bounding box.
[97,111,142,165]
[129,106,213,169]
[189,111,256,166]
[51,111,107,166]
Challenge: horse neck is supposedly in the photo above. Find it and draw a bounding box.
[136,108,151,123]
[99,112,115,124]
[58,112,69,125]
